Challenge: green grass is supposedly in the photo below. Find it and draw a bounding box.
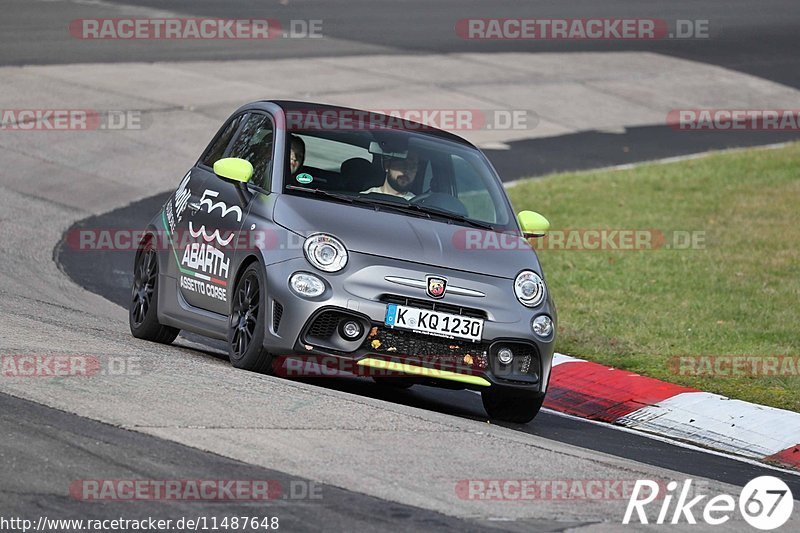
[507,143,800,411]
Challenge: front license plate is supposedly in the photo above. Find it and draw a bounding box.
[384,304,484,342]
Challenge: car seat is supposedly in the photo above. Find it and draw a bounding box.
[339,158,382,192]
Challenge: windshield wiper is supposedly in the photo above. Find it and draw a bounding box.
[405,204,496,230]
[287,186,432,218]
[286,186,494,229]
[352,196,432,218]
[285,185,355,204]
[354,198,495,230]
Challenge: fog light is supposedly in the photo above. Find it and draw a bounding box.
[341,320,362,340]
[532,315,553,338]
[497,347,514,365]
[290,272,325,298]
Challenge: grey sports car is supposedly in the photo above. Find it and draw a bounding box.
[129,100,556,422]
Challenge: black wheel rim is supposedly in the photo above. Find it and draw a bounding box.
[131,247,157,327]
[230,273,260,358]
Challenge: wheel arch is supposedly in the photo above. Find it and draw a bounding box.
[229,253,263,313]
[134,224,166,268]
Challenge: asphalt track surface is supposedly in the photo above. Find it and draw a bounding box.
[6,0,800,91]
[0,394,503,532]
[2,0,800,179]
[4,0,800,530]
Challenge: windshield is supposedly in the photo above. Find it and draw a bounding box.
[282,128,516,230]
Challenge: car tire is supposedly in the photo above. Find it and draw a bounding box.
[481,387,545,423]
[372,376,414,389]
[129,239,180,344]
[228,263,274,373]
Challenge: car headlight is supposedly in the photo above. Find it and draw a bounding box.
[303,233,348,272]
[514,270,546,307]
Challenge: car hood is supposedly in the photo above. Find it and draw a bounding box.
[273,194,542,279]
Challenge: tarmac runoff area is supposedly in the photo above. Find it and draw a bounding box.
[3,51,800,202]
[1,52,800,528]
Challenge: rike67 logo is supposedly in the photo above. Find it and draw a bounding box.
[624,476,794,530]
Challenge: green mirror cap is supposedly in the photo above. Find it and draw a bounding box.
[213,157,253,183]
[518,210,550,236]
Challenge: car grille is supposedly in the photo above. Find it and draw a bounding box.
[307,310,351,338]
[379,294,487,319]
[362,326,489,371]
[272,301,284,333]
[517,345,535,374]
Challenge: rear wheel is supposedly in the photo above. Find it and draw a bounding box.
[228,263,273,373]
[481,387,545,423]
[129,239,179,344]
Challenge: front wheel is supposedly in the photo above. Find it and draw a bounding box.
[481,388,545,423]
[129,239,180,344]
[228,263,273,373]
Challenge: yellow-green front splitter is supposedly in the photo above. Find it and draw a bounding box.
[357,358,491,387]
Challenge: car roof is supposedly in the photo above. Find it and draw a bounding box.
[252,100,476,148]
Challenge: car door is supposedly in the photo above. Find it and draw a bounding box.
[180,111,276,315]
[167,112,243,310]
[163,166,209,314]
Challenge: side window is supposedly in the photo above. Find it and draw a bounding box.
[201,114,244,167]
[228,113,275,189]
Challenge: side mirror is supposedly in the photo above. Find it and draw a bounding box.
[518,210,550,238]
[213,157,253,184]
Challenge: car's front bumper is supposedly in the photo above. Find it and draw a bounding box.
[261,253,556,392]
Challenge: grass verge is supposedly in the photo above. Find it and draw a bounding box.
[507,143,800,411]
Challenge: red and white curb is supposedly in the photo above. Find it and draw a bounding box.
[544,354,800,470]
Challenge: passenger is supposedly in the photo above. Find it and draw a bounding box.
[289,135,306,177]
[361,149,420,200]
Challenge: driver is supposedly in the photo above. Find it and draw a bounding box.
[361,149,420,200]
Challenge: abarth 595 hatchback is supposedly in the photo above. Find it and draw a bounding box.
[129,100,555,422]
